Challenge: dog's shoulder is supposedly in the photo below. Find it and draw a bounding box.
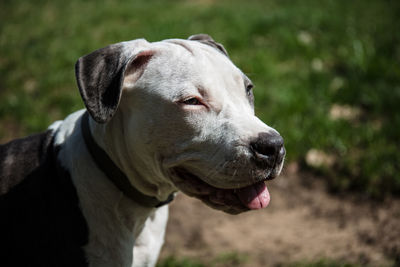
[0,130,54,194]
[0,129,89,266]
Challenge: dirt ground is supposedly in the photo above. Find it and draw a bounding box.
[159,163,400,266]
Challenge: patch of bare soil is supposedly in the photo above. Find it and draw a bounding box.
[160,163,400,266]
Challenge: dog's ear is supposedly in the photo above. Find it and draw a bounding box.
[75,42,153,123]
[188,34,229,57]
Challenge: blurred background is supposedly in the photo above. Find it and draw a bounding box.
[1,0,399,266]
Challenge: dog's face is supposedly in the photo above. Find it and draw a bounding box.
[76,35,285,214]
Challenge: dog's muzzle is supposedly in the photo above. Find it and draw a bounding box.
[169,133,285,214]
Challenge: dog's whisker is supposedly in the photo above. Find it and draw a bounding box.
[205,160,227,180]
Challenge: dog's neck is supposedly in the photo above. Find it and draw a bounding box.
[88,110,177,203]
[81,112,174,207]
[55,110,168,266]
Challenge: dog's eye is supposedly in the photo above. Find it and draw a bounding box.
[183,98,201,105]
[246,84,254,96]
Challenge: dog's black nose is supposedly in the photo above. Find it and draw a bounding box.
[250,132,285,167]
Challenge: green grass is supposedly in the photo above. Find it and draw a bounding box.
[157,256,205,267]
[281,259,361,267]
[1,0,400,197]
[157,252,248,267]
[157,256,362,267]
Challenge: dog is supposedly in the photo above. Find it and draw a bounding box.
[0,34,285,267]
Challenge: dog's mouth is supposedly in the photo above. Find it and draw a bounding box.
[170,167,271,214]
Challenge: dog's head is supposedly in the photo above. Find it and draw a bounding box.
[75,34,285,214]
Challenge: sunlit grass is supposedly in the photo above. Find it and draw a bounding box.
[1,0,399,197]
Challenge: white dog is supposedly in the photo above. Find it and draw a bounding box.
[0,34,285,267]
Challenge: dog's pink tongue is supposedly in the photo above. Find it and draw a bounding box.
[236,181,270,210]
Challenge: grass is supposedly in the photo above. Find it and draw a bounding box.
[157,252,248,267]
[157,256,205,267]
[156,255,362,267]
[281,259,361,267]
[1,0,399,197]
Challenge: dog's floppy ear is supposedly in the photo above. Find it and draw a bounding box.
[75,42,153,123]
[188,34,229,57]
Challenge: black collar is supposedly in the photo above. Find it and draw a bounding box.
[81,112,174,208]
